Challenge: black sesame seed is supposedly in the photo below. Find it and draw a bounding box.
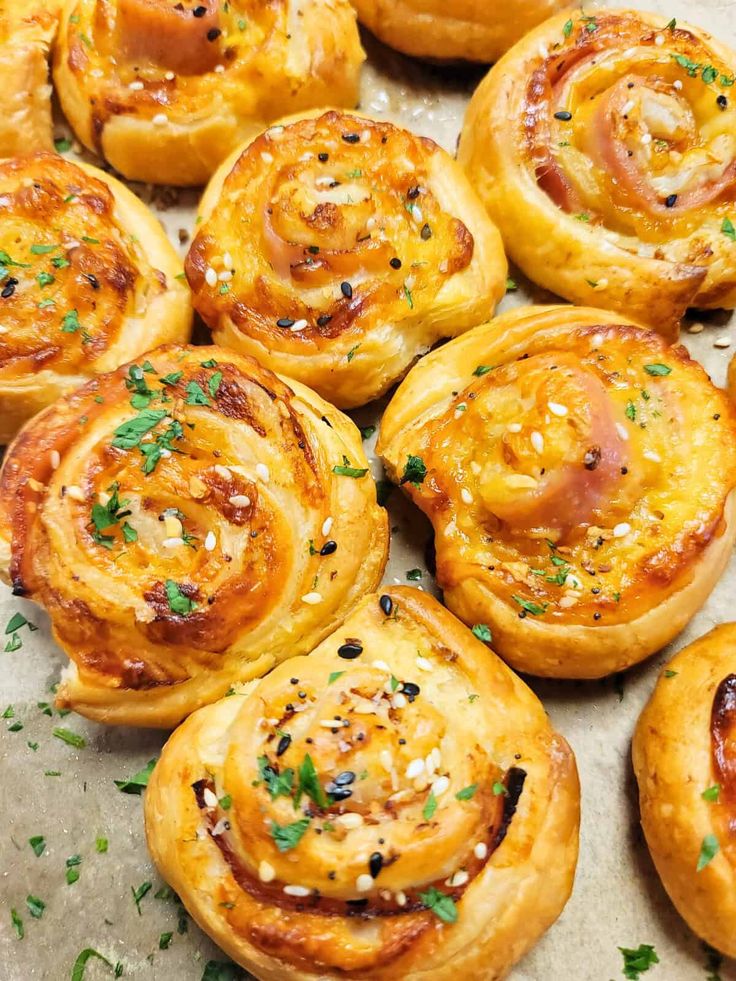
[593,612,602,620]
[337,642,363,659]
[334,770,356,786]
[207,27,221,41]
[325,785,352,801]
[276,734,291,756]
[317,314,332,327]
[320,540,337,556]
[340,281,353,299]
[664,194,677,208]
[192,5,207,15]
[290,677,299,684]
[369,852,383,878]
[84,273,100,290]
[1,277,17,298]
[389,257,402,269]
[518,610,527,619]
[277,317,295,328]
[407,185,420,199]
[717,95,728,109]
[298,691,306,699]
[621,466,628,475]
[401,681,420,701]
[554,110,573,121]
[398,737,406,745]
[420,223,432,240]
[328,871,336,880]
[714,413,721,420]
[379,594,393,616]
[583,446,601,471]
[308,245,320,254]
[342,133,360,143]
[318,152,329,162]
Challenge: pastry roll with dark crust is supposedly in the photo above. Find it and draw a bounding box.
[186,110,506,409]
[459,9,736,337]
[350,0,567,64]
[0,345,388,727]
[145,587,580,980]
[53,0,365,186]
[377,305,736,679]
[0,0,60,156]
[0,151,191,444]
[633,623,736,957]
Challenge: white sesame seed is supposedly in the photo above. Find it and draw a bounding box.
[214,64,225,73]
[507,423,522,434]
[406,758,425,779]
[531,431,544,454]
[259,860,275,882]
[430,747,442,769]
[688,322,704,334]
[396,891,407,906]
[714,337,731,349]
[590,334,604,349]
[322,516,333,536]
[447,870,469,888]
[613,522,631,538]
[301,592,322,605]
[284,885,310,897]
[152,113,167,126]
[205,266,218,288]
[425,754,436,777]
[228,494,251,507]
[256,463,270,482]
[50,450,60,469]
[261,152,274,164]
[129,80,144,91]
[654,33,664,45]
[223,252,233,269]
[379,750,393,772]
[290,319,309,332]
[641,133,652,146]
[203,788,218,808]
[621,99,635,115]
[211,818,229,836]
[164,71,175,80]
[164,514,183,538]
[162,537,185,548]
[673,79,683,90]
[416,655,432,671]
[336,812,364,829]
[319,720,340,728]
[218,270,233,282]
[214,465,231,480]
[392,693,407,709]
[90,68,104,78]
[547,402,568,417]
[432,775,450,797]
[98,492,110,506]
[559,595,578,608]
[65,485,85,502]
[356,874,373,892]
[371,659,391,672]
[474,842,488,860]
[643,450,661,463]
[616,423,629,441]
[460,488,473,505]
[204,531,217,551]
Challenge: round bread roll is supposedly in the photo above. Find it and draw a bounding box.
[0,345,388,727]
[53,0,365,185]
[186,109,506,408]
[0,151,191,444]
[145,587,580,980]
[633,623,736,957]
[377,304,736,678]
[459,8,736,337]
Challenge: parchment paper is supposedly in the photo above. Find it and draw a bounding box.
[2,1,736,977]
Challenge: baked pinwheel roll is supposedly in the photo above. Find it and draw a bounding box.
[0,0,59,156]
[459,9,736,336]
[0,345,388,727]
[377,305,736,679]
[145,587,580,980]
[633,623,736,957]
[0,152,191,444]
[350,0,566,64]
[53,0,364,186]
[187,110,506,409]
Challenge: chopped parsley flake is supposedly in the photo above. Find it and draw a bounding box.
[418,887,457,923]
[400,454,427,487]
[619,944,659,979]
[131,880,152,914]
[422,791,438,820]
[114,757,157,794]
[53,727,86,749]
[164,580,197,616]
[456,784,477,800]
[644,364,671,376]
[270,817,310,852]
[702,784,720,802]
[722,217,736,241]
[471,624,492,643]
[512,595,548,616]
[697,834,719,871]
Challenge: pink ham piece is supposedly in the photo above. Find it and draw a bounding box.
[117,0,221,76]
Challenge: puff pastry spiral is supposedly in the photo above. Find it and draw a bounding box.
[350,0,567,64]
[377,305,736,679]
[187,110,506,408]
[0,0,60,156]
[633,623,736,957]
[53,0,365,186]
[459,9,736,336]
[145,587,580,980]
[0,345,388,727]
[0,152,191,445]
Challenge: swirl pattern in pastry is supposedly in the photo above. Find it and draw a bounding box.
[0,151,191,444]
[459,8,736,336]
[186,110,506,408]
[0,345,388,727]
[633,623,736,957]
[350,0,567,64]
[145,587,580,980]
[52,0,365,186]
[377,305,736,678]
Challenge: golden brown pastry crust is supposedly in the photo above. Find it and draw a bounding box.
[377,305,736,678]
[145,587,580,980]
[53,0,365,186]
[0,151,191,444]
[0,345,388,727]
[458,8,736,337]
[633,623,736,957]
[350,0,566,63]
[0,1,60,156]
[186,109,506,409]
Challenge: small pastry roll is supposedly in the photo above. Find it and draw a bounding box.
[0,1,60,156]
[350,0,566,64]
[377,305,736,679]
[0,152,191,444]
[53,0,365,186]
[459,9,736,337]
[633,623,736,957]
[0,345,388,727]
[145,587,580,980]
[728,352,736,406]
[187,110,506,409]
